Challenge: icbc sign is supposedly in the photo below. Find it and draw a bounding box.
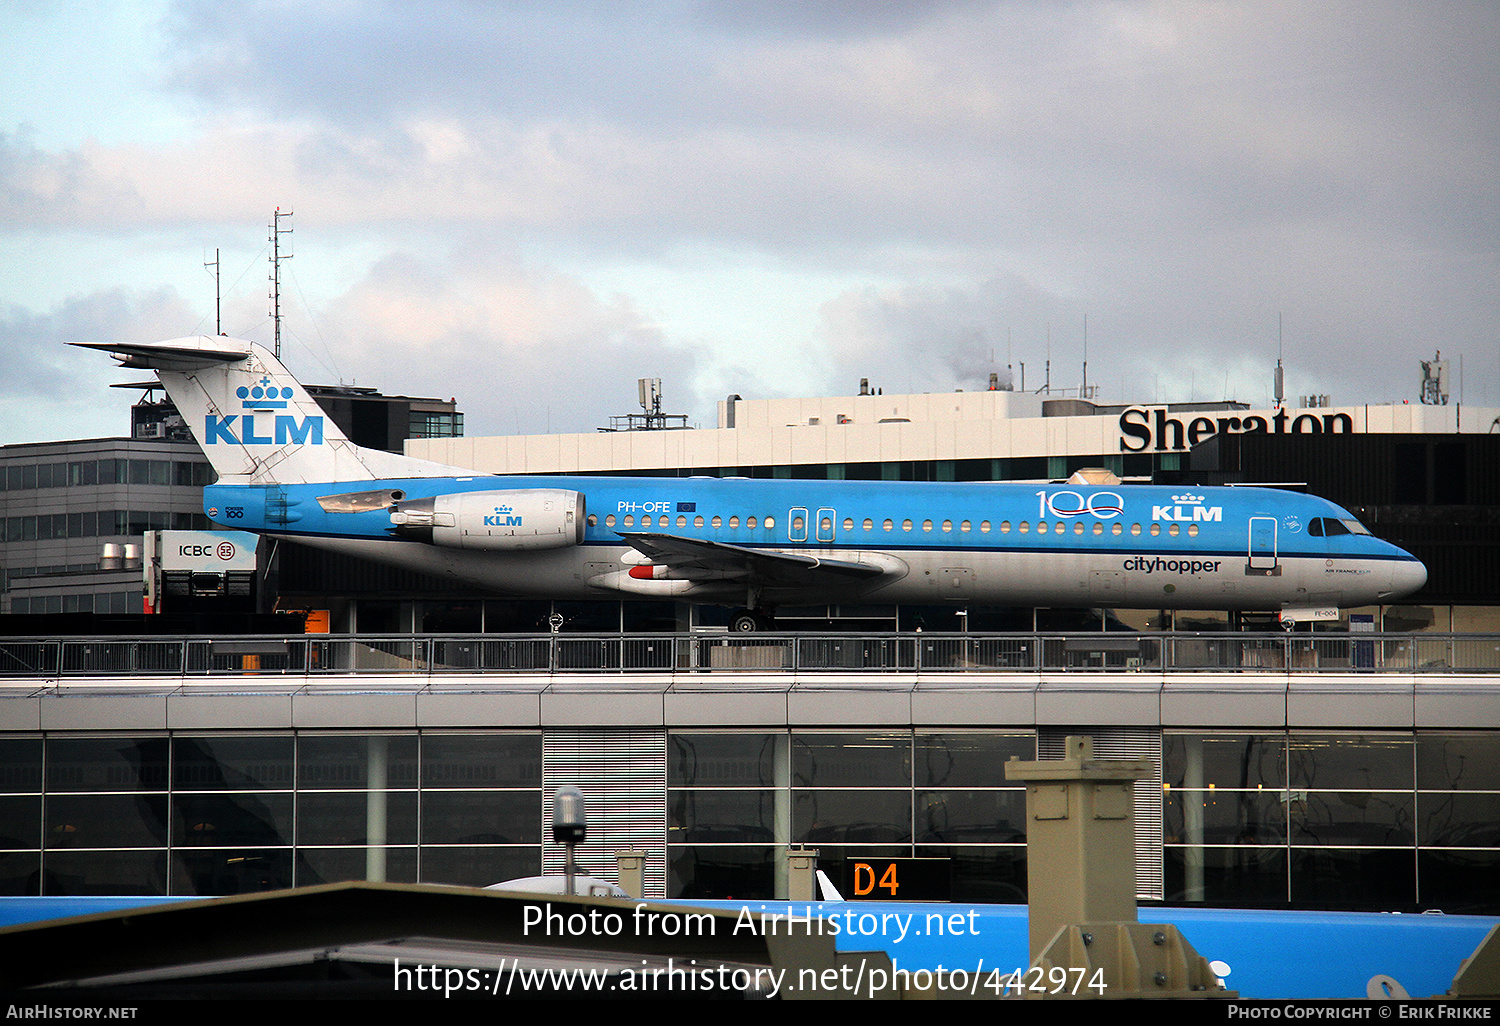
[177,544,231,558]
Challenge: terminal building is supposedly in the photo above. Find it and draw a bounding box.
[1,370,1497,916]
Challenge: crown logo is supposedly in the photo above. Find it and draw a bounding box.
[1171,493,1204,504]
[494,505,514,515]
[237,376,292,409]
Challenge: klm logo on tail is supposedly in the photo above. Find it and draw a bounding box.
[204,372,325,444]
[205,415,324,446]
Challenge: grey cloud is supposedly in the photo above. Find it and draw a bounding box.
[315,246,707,436]
[0,288,199,443]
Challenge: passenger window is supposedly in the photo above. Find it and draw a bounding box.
[729,516,739,529]
[747,516,758,529]
[922,519,933,532]
[793,516,805,533]
[883,519,893,531]
[587,514,598,527]
[1168,524,1179,537]
[1187,524,1198,537]
[1037,521,1047,534]
[1112,523,1122,535]
[1073,522,1084,535]
[1130,523,1141,536]
[999,521,1010,534]
[694,515,704,528]
[1092,522,1103,535]
[1019,521,1030,534]
[981,520,992,533]
[902,519,913,532]
[863,518,873,530]
[941,520,952,532]
[711,515,721,528]
[960,520,971,533]
[624,515,635,527]
[1054,522,1065,535]
[606,514,616,527]
[822,517,834,533]
[677,515,687,527]
[1150,523,1161,536]
[765,516,774,529]
[841,518,852,531]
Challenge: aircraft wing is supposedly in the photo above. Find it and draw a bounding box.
[618,532,896,586]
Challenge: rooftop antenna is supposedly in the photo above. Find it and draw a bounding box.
[1081,313,1089,400]
[1041,322,1051,395]
[1273,313,1285,409]
[204,248,220,335]
[269,208,293,359]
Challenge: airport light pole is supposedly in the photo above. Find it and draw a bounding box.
[552,785,586,896]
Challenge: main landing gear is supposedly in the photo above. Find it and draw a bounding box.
[730,609,775,632]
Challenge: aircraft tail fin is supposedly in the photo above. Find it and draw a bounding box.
[72,336,468,485]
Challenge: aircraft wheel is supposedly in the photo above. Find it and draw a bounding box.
[731,612,762,633]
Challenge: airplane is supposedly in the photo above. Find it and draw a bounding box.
[73,336,1428,630]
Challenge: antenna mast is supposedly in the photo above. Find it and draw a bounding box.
[269,208,293,358]
[204,248,220,335]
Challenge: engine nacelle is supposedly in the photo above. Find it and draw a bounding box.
[390,489,585,551]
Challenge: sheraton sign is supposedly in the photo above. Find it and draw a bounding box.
[1118,406,1355,453]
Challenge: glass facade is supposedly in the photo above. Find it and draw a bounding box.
[0,733,541,896]
[1163,731,1500,912]
[1,728,1496,912]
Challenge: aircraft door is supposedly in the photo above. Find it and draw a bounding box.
[789,507,809,542]
[816,507,836,543]
[1247,516,1281,576]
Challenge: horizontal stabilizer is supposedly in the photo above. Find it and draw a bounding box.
[70,336,253,370]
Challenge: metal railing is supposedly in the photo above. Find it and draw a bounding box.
[0,632,1496,678]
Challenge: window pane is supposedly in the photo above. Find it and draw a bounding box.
[915,733,1033,787]
[794,790,910,843]
[1290,792,1413,846]
[172,793,293,847]
[794,733,910,787]
[296,791,418,846]
[669,790,776,843]
[298,735,418,789]
[173,736,294,790]
[1163,734,1285,790]
[47,738,169,792]
[1165,790,1287,844]
[916,790,1027,843]
[421,790,541,845]
[421,735,541,789]
[669,734,777,787]
[1287,735,1413,790]
[1417,734,1500,790]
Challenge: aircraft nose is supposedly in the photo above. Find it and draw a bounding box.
[1384,557,1427,600]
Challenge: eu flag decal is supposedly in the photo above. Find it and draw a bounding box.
[677,502,697,512]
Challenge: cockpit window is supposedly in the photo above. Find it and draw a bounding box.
[1309,517,1371,537]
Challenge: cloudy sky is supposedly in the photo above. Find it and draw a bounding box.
[3,1,1496,444]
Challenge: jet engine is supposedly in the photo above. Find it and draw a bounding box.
[389,489,585,550]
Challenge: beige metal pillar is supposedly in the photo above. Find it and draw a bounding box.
[1005,735,1153,962]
